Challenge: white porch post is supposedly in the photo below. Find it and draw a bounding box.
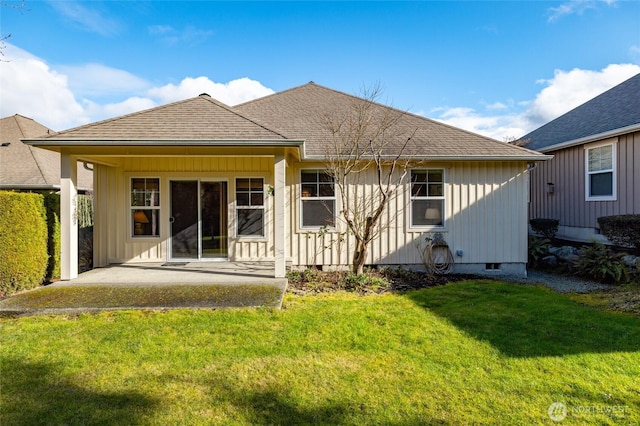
[60,149,78,280]
[274,152,286,278]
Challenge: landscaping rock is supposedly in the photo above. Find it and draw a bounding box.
[541,255,558,267]
[548,246,579,262]
[622,255,640,268]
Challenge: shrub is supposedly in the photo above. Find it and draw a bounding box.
[43,192,61,280]
[598,215,640,250]
[0,191,48,296]
[572,242,630,284]
[530,218,559,240]
[528,236,551,267]
[340,272,389,291]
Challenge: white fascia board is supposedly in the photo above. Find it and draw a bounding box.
[301,154,552,162]
[22,139,306,147]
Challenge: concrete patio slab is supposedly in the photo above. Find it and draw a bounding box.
[56,262,286,286]
[0,262,288,317]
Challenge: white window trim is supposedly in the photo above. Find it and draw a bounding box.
[409,168,446,230]
[299,168,337,230]
[235,177,266,239]
[585,141,617,202]
[129,176,161,239]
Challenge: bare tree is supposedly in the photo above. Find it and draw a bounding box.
[323,84,416,275]
[504,135,530,147]
[1,1,27,61]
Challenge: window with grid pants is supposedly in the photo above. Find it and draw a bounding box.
[236,178,264,237]
[301,170,335,228]
[410,169,444,227]
[586,144,614,199]
[131,178,160,237]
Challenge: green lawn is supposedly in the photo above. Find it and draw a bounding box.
[1,280,638,425]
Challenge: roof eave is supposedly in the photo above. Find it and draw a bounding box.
[23,139,305,147]
[538,123,640,153]
[302,154,552,162]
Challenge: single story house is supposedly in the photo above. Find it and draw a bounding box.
[0,114,92,192]
[522,73,640,242]
[25,82,548,280]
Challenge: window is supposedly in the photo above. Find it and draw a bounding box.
[411,169,445,227]
[131,178,160,237]
[301,170,335,228]
[586,143,616,201]
[236,178,264,237]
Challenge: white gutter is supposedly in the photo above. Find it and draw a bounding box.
[538,123,640,153]
[301,154,552,162]
[23,139,306,147]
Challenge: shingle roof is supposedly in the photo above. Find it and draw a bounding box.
[236,82,543,159]
[521,73,640,151]
[29,83,545,161]
[41,94,287,142]
[0,115,92,191]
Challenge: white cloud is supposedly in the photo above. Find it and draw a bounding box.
[432,63,640,140]
[47,0,121,36]
[0,44,88,129]
[147,77,275,106]
[82,97,158,122]
[525,64,640,125]
[147,24,214,46]
[56,63,151,97]
[0,44,275,130]
[548,0,617,23]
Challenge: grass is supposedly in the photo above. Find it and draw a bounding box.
[567,284,640,316]
[1,280,639,425]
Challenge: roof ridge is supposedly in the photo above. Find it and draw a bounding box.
[12,115,49,183]
[200,95,290,139]
[234,81,318,107]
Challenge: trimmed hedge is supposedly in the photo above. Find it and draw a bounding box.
[598,215,640,249]
[0,191,48,296]
[43,193,61,280]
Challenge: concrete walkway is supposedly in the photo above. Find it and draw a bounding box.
[0,262,288,317]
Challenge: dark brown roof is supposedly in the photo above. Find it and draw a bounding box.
[0,115,93,191]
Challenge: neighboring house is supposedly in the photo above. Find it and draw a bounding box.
[24,82,547,280]
[522,73,640,243]
[0,114,93,193]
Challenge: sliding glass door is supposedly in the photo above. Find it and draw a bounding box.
[170,180,228,260]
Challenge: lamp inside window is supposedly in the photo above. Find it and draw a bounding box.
[133,210,150,235]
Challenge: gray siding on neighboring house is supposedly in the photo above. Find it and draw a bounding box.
[529,131,640,234]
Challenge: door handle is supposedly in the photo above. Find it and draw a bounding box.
[169,217,175,224]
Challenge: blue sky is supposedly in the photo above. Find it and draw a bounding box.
[1,0,639,139]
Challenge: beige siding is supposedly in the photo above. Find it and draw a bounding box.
[94,157,275,264]
[529,132,640,232]
[289,161,529,268]
[94,155,530,269]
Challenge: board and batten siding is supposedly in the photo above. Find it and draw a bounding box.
[529,132,640,236]
[93,156,275,266]
[94,156,530,270]
[288,161,530,269]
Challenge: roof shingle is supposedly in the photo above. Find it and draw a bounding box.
[521,73,640,151]
[0,114,92,190]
